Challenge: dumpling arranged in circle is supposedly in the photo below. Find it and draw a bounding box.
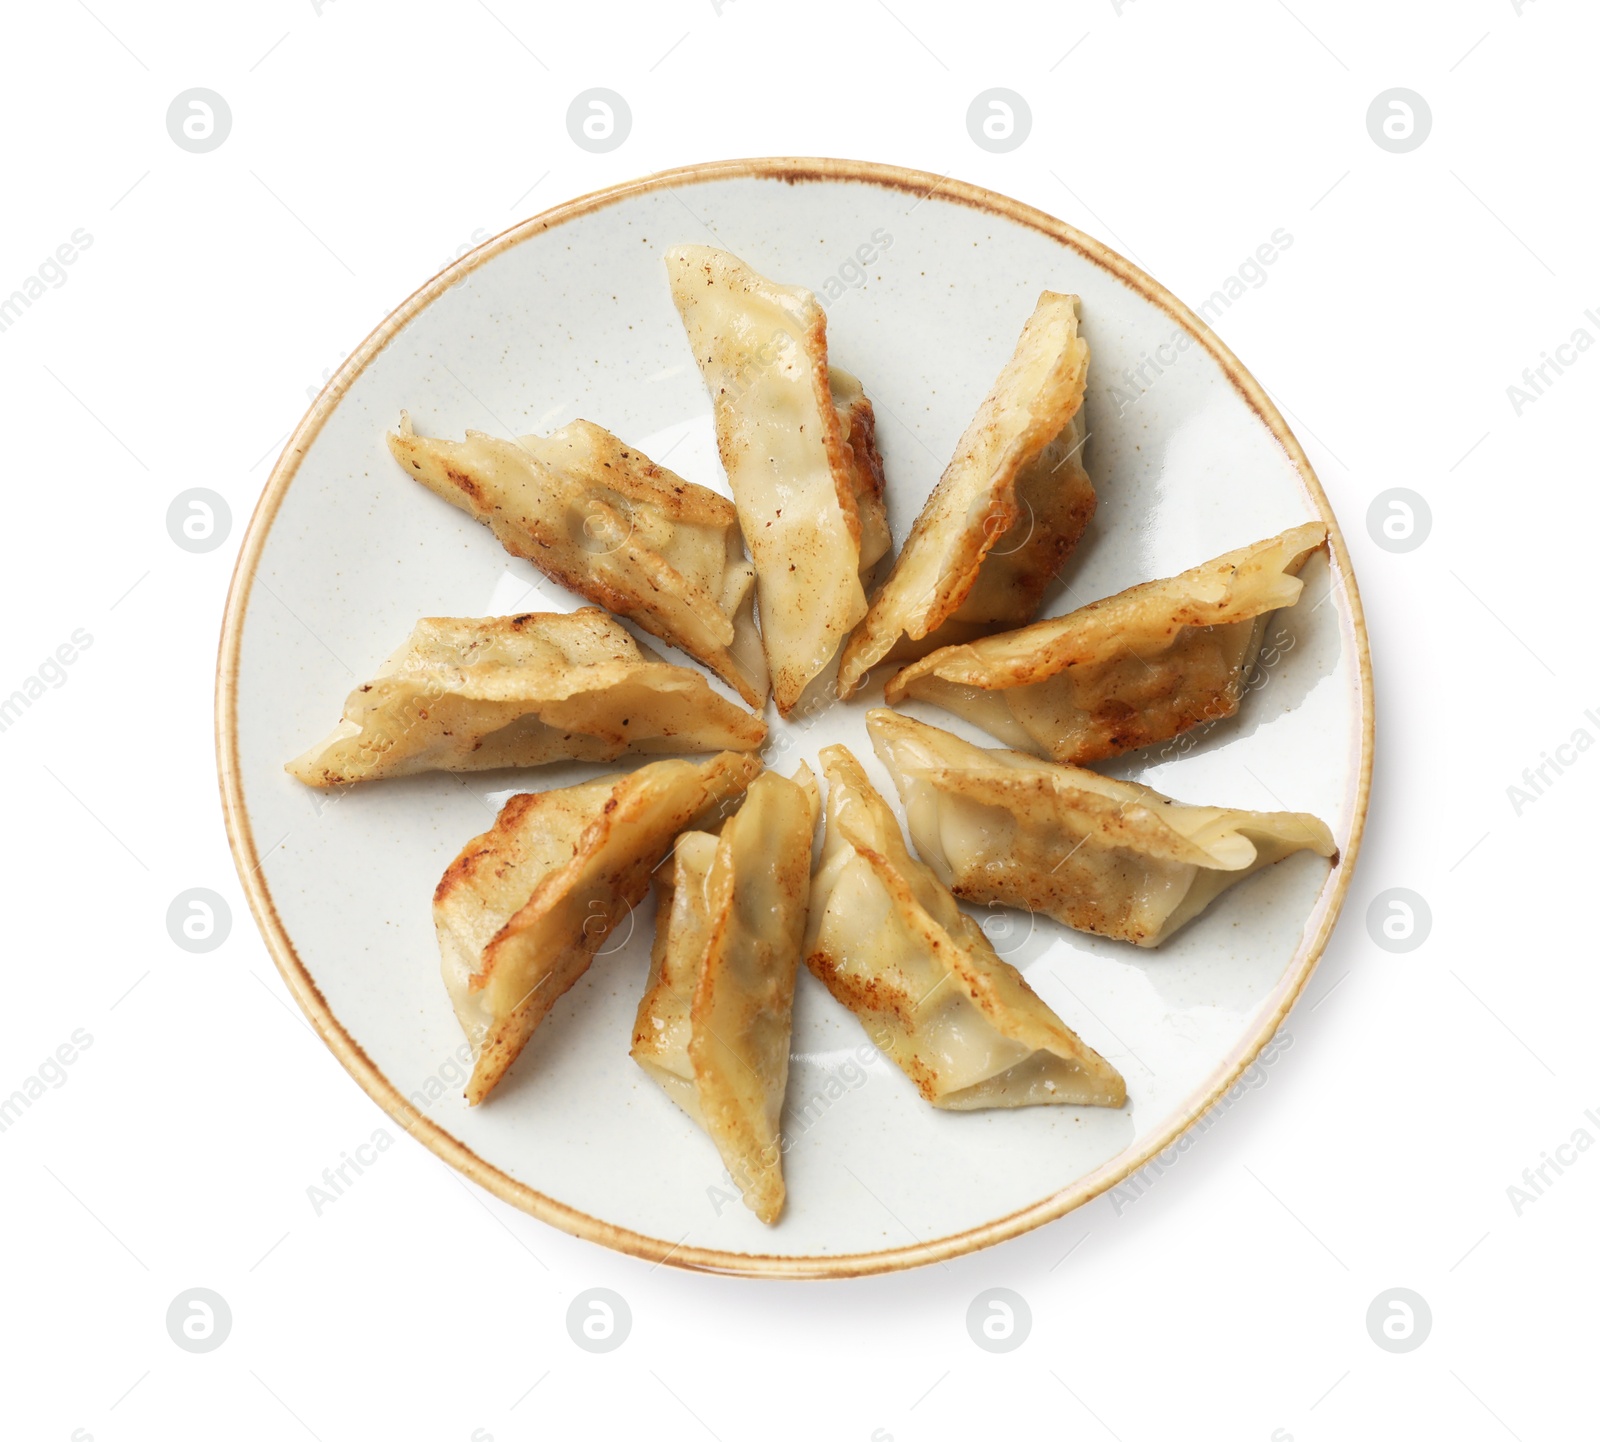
[667,244,890,715]
[805,743,1126,1111]
[286,609,765,787]
[866,708,1336,948]
[631,765,820,1225]
[885,522,1328,763]
[837,290,1094,697]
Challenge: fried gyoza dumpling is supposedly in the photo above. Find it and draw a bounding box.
[630,764,820,1224]
[836,291,1093,698]
[388,415,768,707]
[286,610,765,786]
[867,710,1336,948]
[434,752,759,1104]
[884,522,1328,764]
[666,245,889,715]
[804,744,1125,1110]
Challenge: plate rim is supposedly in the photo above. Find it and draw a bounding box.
[215,155,1376,1279]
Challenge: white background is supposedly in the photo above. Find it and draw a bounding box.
[1,1,1592,1438]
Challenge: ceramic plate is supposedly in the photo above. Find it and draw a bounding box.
[218,158,1373,1277]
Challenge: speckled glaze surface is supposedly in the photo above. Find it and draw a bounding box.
[217,159,1373,1277]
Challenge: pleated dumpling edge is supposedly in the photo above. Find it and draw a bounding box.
[805,743,1126,1111]
[865,708,1337,949]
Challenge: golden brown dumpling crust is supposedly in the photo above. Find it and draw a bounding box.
[666,246,886,715]
[632,766,819,1224]
[884,522,1328,763]
[286,609,765,786]
[836,291,1092,697]
[804,744,1125,1110]
[867,709,1336,948]
[433,751,760,1105]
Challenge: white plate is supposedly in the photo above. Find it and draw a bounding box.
[218,159,1373,1277]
